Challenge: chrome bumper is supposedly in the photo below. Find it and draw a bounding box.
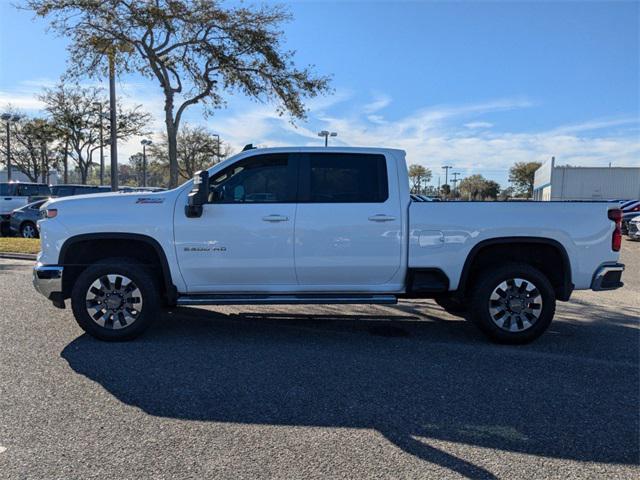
[33,263,64,299]
[591,263,624,291]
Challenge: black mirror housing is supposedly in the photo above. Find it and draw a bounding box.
[185,170,209,218]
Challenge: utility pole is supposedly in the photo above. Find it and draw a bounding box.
[108,51,118,192]
[451,172,461,196]
[442,165,452,186]
[1,113,21,181]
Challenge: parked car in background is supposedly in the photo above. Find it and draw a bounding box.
[50,184,111,197]
[9,199,49,238]
[0,182,51,235]
[621,200,640,213]
[621,212,640,235]
[627,216,640,241]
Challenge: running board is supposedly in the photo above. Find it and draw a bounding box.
[176,294,398,306]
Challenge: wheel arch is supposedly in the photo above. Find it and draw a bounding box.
[58,233,177,305]
[457,237,573,301]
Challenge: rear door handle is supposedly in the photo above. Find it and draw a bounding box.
[368,214,396,222]
[262,214,289,222]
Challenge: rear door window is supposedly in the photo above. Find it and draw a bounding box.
[299,153,388,203]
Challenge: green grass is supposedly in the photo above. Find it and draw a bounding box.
[0,237,41,254]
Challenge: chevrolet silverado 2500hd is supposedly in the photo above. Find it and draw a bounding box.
[33,147,625,343]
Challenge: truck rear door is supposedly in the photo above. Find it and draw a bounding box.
[294,152,403,288]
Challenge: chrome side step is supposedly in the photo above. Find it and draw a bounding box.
[176,294,398,306]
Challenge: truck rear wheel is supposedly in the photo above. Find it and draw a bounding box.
[70,258,160,341]
[468,263,555,344]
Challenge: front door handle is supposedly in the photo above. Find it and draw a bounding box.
[262,214,289,222]
[368,214,396,222]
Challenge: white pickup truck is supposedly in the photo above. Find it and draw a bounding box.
[33,147,625,343]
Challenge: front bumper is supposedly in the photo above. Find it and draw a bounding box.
[33,263,64,302]
[590,263,624,291]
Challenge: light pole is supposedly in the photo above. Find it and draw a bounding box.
[1,113,21,181]
[211,133,221,162]
[140,139,152,187]
[318,130,337,147]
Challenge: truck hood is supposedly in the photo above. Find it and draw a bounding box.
[43,190,175,210]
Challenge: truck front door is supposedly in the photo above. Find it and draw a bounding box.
[174,153,299,292]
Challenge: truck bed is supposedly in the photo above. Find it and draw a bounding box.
[408,201,618,290]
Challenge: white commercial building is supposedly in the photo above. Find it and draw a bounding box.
[533,157,640,201]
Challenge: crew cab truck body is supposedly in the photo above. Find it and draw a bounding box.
[33,147,625,343]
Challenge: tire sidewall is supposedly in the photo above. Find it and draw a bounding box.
[71,260,159,341]
[470,263,556,344]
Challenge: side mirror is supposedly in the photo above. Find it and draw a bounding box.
[185,170,209,218]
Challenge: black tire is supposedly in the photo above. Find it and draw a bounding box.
[20,221,39,239]
[71,258,160,341]
[434,296,467,317]
[468,262,556,344]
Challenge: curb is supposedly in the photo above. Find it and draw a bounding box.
[0,252,37,261]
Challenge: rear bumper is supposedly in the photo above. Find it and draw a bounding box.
[33,263,64,301]
[590,263,624,291]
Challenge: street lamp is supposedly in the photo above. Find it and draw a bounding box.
[1,113,21,182]
[318,130,337,147]
[140,139,152,187]
[211,133,221,162]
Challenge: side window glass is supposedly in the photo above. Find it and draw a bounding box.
[307,153,388,203]
[208,154,293,203]
[0,184,8,196]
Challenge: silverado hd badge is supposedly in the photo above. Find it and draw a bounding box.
[184,246,227,252]
[136,197,165,204]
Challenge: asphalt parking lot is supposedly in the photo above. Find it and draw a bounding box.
[0,241,638,479]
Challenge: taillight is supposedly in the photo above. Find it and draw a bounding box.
[608,209,621,252]
[40,208,58,219]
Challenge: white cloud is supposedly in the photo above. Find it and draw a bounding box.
[363,93,392,113]
[464,121,493,129]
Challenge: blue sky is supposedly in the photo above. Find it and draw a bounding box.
[1,0,639,186]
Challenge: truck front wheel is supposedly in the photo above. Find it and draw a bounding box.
[468,263,556,344]
[70,258,160,341]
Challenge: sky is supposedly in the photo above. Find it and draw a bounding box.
[0,0,639,187]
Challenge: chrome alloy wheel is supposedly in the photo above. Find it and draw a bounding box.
[85,274,143,329]
[488,278,543,332]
